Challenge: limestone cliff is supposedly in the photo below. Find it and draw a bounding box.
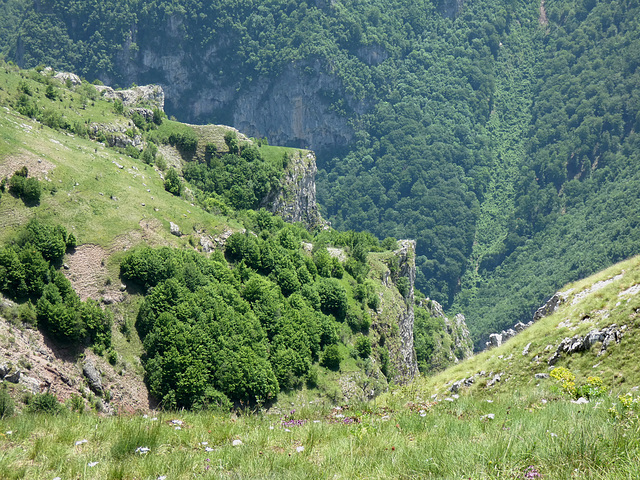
[394,240,419,381]
[259,150,324,230]
[106,36,363,154]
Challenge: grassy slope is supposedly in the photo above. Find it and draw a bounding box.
[4,247,640,479]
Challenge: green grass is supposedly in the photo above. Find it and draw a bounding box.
[2,388,640,479]
[0,67,243,249]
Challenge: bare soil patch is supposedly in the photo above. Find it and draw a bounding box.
[0,152,56,181]
[0,317,154,412]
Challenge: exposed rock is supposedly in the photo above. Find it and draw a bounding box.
[170,222,182,236]
[0,363,11,378]
[488,333,503,348]
[129,107,155,122]
[95,84,165,109]
[82,359,103,395]
[54,71,82,86]
[487,372,503,387]
[199,235,214,253]
[514,322,528,332]
[393,240,418,382]
[326,247,346,262]
[19,374,42,393]
[260,150,324,229]
[4,368,20,383]
[535,373,550,379]
[547,324,624,365]
[533,293,566,321]
[522,342,532,356]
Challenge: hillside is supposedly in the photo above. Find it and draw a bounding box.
[1,0,639,347]
[394,254,640,401]
[0,61,472,414]
[3,245,640,477]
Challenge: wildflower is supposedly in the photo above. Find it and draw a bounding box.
[6,431,12,435]
[205,447,214,452]
[135,446,150,454]
[53,477,61,480]
[88,461,99,467]
[419,410,426,417]
[524,466,543,478]
[481,414,495,421]
[75,439,88,446]
[232,439,243,447]
[200,441,208,445]
[296,446,305,452]
[284,428,291,432]
[157,477,167,480]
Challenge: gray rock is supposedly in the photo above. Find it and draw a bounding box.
[19,374,41,393]
[489,333,502,348]
[533,293,565,321]
[514,322,528,332]
[170,222,182,236]
[487,372,503,387]
[4,369,20,383]
[54,71,82,86]
[522,342,532,356]
[82,359,103,394]
[535,373,549,379]
[0,364,10,378]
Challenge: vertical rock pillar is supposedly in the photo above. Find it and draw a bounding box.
[395,240,419,382]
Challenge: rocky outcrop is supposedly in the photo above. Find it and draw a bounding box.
[95,84,164,109]
[547,324,625,365]
[393,240,419,382]
[260,150,324,229]
[420,298,473,364]
[533,292,567,321]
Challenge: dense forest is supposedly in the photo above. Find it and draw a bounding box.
[1,0,639,346]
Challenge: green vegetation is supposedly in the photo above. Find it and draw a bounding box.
[2,0,638,348]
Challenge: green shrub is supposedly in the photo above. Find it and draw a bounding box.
[164,168,182,196]
[27,392,62,415]
[355,335,371,359]
[321,344,342,371]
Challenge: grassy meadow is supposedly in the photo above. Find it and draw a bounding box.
[1,385,640,479]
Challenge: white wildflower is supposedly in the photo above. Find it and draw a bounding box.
[232,439,243,447]
[75,439,88,446]
[135,446,150,454]
[296,446,305,453]
[205,446,214,452]
[88,461,99,467]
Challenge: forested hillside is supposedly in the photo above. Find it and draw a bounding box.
[2,0,639,347]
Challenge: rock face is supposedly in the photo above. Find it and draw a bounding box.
[393,240,419,382]
[95,84,164,109]
[260,150,324,229]
[109,37,362,153]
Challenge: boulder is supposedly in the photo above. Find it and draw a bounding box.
[170,222,182,236]
[488,333,502,348]
[82,359,103,395]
